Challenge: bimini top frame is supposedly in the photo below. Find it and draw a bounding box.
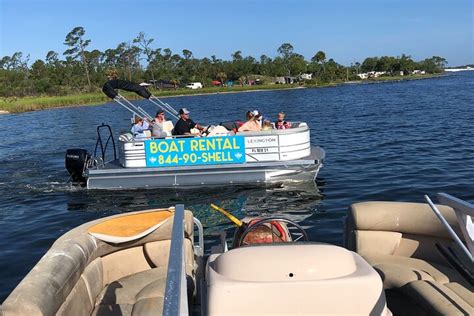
[102,79,179,121]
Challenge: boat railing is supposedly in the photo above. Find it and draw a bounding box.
[425,193,474,284]
[119,121,309,142]
[193,217,204,257]
[163,204,189,316]
[94,123,117,161]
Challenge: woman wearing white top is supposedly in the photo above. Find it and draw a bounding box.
[131,116,150,140]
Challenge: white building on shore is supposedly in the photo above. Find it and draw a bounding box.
[444,66,473,72]
[357,71,386,79]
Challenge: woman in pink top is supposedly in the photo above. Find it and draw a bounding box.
[238,112,262,132]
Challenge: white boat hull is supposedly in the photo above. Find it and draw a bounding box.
[86,146,324,190]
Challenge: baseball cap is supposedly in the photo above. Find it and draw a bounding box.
[179,108,190,115]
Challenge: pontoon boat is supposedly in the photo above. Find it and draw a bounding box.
[65,80,325,190]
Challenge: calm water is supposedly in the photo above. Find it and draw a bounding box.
[1,72,473,301]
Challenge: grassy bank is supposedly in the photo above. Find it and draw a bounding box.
[363,73,443,83]
[0,84,304,113]
[0,74,442,114]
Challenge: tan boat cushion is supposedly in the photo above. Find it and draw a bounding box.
[1,209,196,316]
[92,265,195,316]
[401,280,473,315]
[101,246,154,286]
[355,230,402,256]
[144,239,195,277]
[348,201,459,238]
[56,258,104,316]
[445,282,474,307]
[57,277,94,316]
[97,267,167,305]
[346,202,461,266]
[364,254,452,285]
[346,201,473,315]
[363,254,474,315]
[372,263,435,289]
[131,297,164,316]
[91,304,134,316]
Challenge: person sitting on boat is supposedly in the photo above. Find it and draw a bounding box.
[151,110,169,138]
[246,110,255,121]
[275,111,291,130]
[262,120,273,131]
[172,108,205,136]
[254,110,266,127]
[238,111,262,132]
[131,116,150,140]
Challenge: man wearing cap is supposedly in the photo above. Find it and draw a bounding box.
[172,108,205,136]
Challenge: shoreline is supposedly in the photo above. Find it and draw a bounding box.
[0,74,443,115]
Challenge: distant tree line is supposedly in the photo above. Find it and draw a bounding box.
[0,26,447,97]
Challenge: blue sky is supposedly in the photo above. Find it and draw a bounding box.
[1,0,473,66]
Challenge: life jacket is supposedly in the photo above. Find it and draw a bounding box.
[276,120,291,130]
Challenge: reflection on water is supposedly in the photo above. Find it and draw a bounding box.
[64,182,324,259]
[65,181,323,230]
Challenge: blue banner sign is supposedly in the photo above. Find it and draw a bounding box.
[144,136,246,167]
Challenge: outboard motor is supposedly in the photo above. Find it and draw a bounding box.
[65,148,90,183]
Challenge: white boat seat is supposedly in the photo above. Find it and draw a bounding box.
[206,244,390,315]
[162,120,174,135]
